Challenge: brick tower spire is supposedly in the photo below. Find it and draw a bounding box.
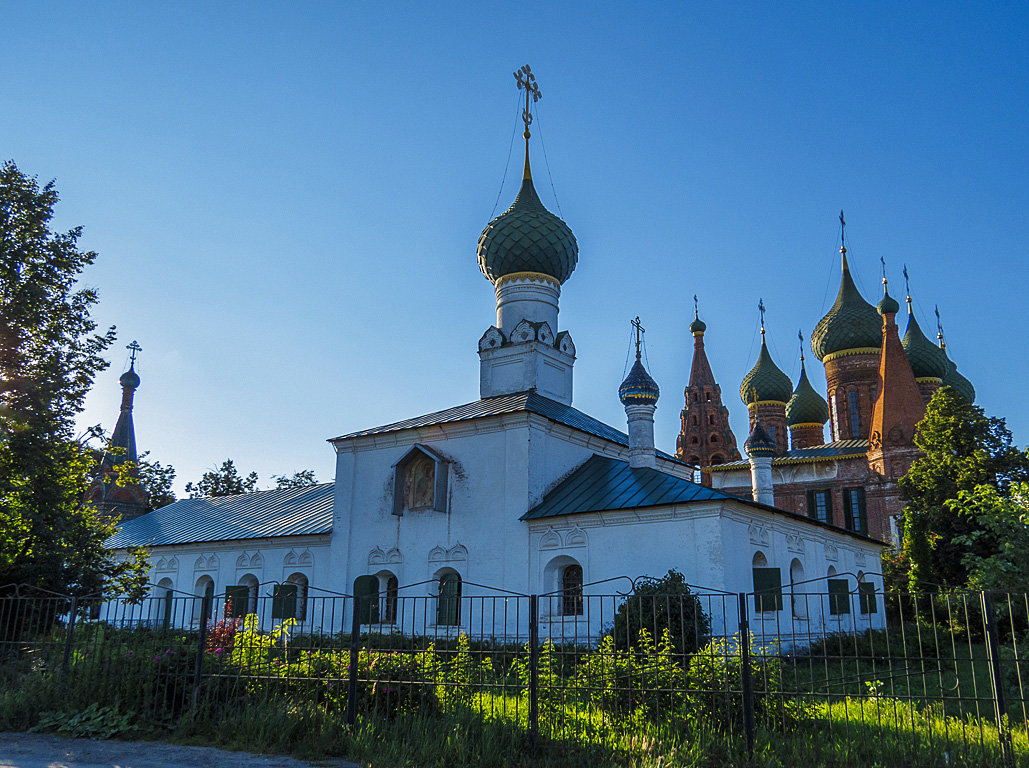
[676,299,741,471]
[88,341,148,520]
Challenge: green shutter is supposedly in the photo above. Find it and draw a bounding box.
[353,575,380,624]
[272,583,298,620]
[806,490,817,520]
[225,586,250,618]
[752,568,783,613]
[824,492,834,526]
[162,594,173,629]
[432,461,448,513]
[437,574,461,626]
[859,582,877,614]
[856,487,868,534]
[828,579,851,615]
[842,491,853,531]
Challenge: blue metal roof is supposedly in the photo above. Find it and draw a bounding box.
[330,391,681,462]
[523,454,737,520]
[106,483,334,549]
[710,439,869,470]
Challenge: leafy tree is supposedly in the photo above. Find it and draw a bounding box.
[949,482,1029,592]
[185,459,259,498]
[136,451,176,510]
[610,569,710,654]
[900,387,1029,590]
[0,161,148,597]
[272,469,318,489]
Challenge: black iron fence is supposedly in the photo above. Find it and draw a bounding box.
[1,579,1027,766]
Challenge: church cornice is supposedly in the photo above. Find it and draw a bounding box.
[494,271,561,290]
[822,347,881,363]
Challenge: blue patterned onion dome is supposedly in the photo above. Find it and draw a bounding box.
[811,257,882,360]
[740,339,793,405]
[119,365,140,389]
[744,421,777,458]
[902,310,949,380]
[619,359,660,406]
[477,176,578,285]
[786,364,829,426]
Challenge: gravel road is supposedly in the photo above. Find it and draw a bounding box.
[0,733,359,768]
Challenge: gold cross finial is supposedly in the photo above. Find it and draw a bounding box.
[758,299,766,337]
[839,209,847,256]
[693,294,699,319]
[935,305,946,349]
[631,316,645,361]
[514,65,541,180]
[126,340,142,367]
[798,329,805,364]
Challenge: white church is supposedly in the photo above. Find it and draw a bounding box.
[105,78,884,641]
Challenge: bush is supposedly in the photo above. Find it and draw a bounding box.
[609,570,710,655]
[797,626,942,662]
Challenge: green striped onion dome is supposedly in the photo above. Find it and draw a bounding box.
[744,421,777,458]
[942,356,976,403]
[619,359,660,406]
[477,176,578,285]
[902,310,949,380]
[811,257,882,360]
[740,339,793,405]
[786,364,829,426]
[877,286,900,316]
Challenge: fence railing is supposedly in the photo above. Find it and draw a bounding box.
[1,583,1026,766]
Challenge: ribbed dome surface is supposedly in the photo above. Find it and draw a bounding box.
[120,365,140,389]
[786,364,829,426]
[942,356,976,403]
[619,359,660,406]
[477,177,578,285]
[740,340,793,404]
[902,311,949,380]
[811,258,882,360]
[744,421,777,457]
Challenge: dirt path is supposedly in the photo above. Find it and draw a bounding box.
[0,733,358,768]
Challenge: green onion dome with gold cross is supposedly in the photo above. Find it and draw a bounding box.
[740,302,793,406]
[477,66,578,286]
[902,298,948,381]
[811,213,882,361]
[786,354,829,427]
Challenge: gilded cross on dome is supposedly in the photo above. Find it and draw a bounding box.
[631,316,645,360]
[514,65,541,139]
[127,340,142,366]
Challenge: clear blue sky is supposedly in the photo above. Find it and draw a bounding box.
[3,2,1026,494]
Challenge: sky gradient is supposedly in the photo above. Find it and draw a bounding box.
[3,2,1026,494]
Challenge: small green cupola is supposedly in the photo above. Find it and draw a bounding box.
[689,296,707,335]
[740,303,793,405]
[786,350,829,427]
[811,214,882,360]
[744,420,777,458]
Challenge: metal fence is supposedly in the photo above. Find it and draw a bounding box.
[1,578,1027,766]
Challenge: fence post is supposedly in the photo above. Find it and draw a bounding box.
[738,592,756,760]
[528,593,540,751]
[61,596,78,675]
[981,592,1011,760]
[192,597,209,708]
[346,596,361,727]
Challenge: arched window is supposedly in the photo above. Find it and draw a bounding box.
[857,571,877,616]
[194,576,215,624]
[286,572,309,622]
[353,575,379,624]
[710,434,719,443]
[691,436,699,445]
[561,563,584,616]
[827,566,850,616]
[705,392,711,402]
[710,454,724,464]
[751,552,782,613]
[708,415,715,425]
[157,578,174,629]
[790,559,806,619]
[692,415,698,426]
[377,571,399,624]
[436,570,461,626]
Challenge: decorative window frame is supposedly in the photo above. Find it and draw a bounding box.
[392,443,449,516]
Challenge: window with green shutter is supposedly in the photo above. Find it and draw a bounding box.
[225,585,250,618]
[858,582,877,614]
[807,490,832,524]
[272,583,298,620]
[843,487,867,534]
[752,567,783,613]
[353,575,380,624]
[828,579,851,615]
[437,572,462,626]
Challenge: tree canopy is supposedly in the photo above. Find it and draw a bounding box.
[899,386,1029,590]
[185,459,259,498]
[0,161,147,597]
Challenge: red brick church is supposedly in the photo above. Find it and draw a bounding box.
[677,222,974,544]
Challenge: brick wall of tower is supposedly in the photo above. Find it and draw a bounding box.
[824,352,879,441]
[747,403,788,456]
[915,378,941,407]
[677,384,741,466]
[789,423,825,450]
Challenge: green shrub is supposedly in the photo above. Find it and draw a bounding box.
[609,570,711,655]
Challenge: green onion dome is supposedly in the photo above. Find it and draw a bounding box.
[786,363,829,426]
[902,309,949,380]
[811,256,883,360]
[942,355,976,403]
[744,421,777,458]
[477,176,578,285]
[619,358,660,406]
[689,314,707,334]
[877,285,900,316]
[119,364,140,389]
[740,339,793,405]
